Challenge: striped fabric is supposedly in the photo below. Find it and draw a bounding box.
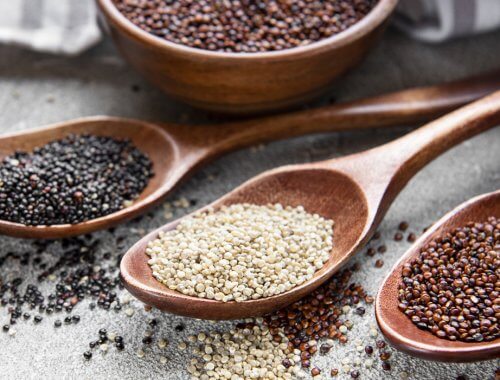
[394,0,500,42]
[0,0,499,54]
[0,0,100,55]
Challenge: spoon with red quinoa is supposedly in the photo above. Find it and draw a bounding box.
[376,190,500,362]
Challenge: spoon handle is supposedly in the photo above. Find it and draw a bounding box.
[207,70,500,152]
[346,90,500,222]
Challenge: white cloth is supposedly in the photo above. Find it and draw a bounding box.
[0,0,499,55]
[394,0,500,42]
[0,0,101,55]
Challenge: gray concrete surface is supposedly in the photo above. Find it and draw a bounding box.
[0,28,499,379]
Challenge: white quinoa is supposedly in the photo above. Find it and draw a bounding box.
[188,323,300,380]
[146,203,334,302]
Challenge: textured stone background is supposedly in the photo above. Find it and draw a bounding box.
[0,27,499,379]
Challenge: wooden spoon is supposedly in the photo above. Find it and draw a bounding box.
[376,190,500,362]
[1,71,500,239]
[120,90,500,320]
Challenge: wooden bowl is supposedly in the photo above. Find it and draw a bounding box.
[96,0,398,114]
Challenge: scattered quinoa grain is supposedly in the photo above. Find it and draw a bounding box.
[158,338,168,349]
[380,351,391,361]
[394,232,404,241]
[398,222,409,231]
[407,232,417,242]
[147,203,334,301]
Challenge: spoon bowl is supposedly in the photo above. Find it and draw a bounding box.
[376,190,500,362]
[1,72,499,238]
[0,117,180,238]
[121,91,500,319]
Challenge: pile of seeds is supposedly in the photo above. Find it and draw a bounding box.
[0,134,153,226]
[398,216,499,342]
[189,322,298,379]
[147,203,334,302]
[187,264,396,378]
[264,265,390,377]
[264,267,369,367]
[113,0,378,53]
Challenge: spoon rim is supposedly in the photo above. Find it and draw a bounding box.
[0,116,183,238]
[375,190,500,362]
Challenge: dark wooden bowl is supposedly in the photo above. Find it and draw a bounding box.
[96,0,398,114]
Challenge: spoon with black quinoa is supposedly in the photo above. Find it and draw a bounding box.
[376,190,500,362]
[0,134,153,226]
[0,117,172,238]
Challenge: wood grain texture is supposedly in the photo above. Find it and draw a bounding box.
[376,190,500,362]
[120,91,500,320]
[0,73,499,239]
[96,0,398,114]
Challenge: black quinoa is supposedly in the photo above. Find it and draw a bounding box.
[0,236,127,348]
[0,134,153,226]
